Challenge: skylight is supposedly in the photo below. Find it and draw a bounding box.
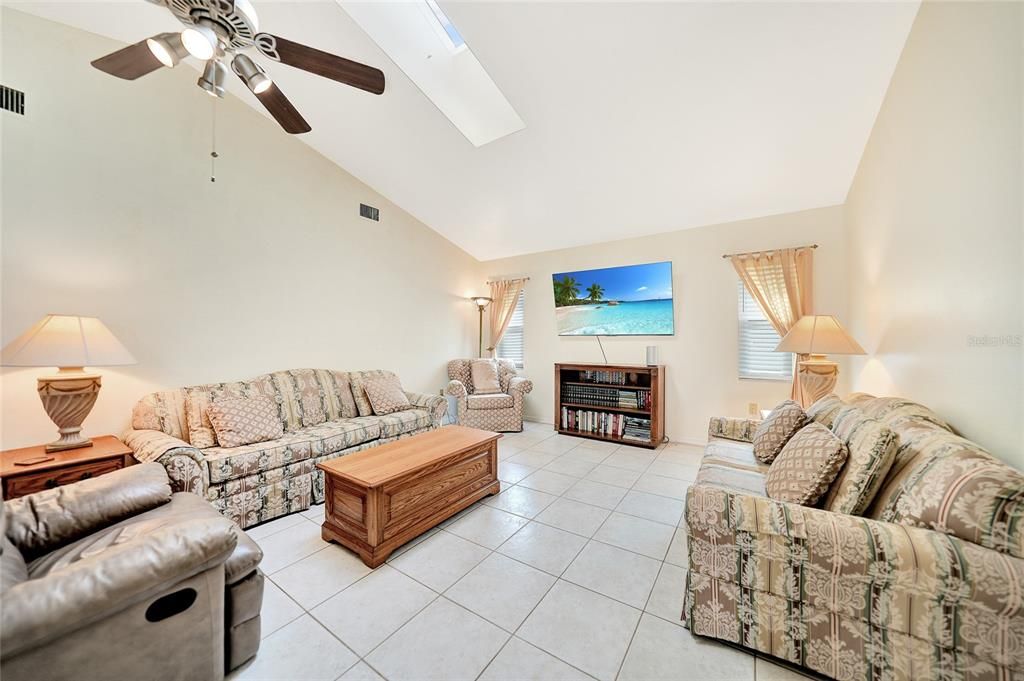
[425,0,465,50]
[338,0,525,147]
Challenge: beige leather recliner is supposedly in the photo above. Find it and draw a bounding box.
[0,463,264,681]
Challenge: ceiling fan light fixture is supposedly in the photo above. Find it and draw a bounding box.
[181,23,219,60]
[198,59,228,98]
[232,53,273,94]
[146,32,188,67]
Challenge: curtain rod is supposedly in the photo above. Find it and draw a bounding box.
[721,244,818,260]
[486,276,531,284]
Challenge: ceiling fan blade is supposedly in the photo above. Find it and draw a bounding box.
[254,33,385,95]
[246,80,312,134]
[91,40,164,80]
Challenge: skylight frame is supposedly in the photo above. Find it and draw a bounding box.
[423,0,466,53]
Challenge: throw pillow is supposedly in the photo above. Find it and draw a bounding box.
[363,375,412,415]
[822,406,899,515]
[752,400,807,464]
[207,396,284,448]
[349,370,394,417]
[766,423,848,506]
[470,359,501,394]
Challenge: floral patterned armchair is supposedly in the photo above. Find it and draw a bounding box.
[445,359,533,432]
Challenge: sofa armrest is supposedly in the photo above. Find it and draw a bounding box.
[684,483,1024,634]
[707,416,760,443]
[445,380,468,399]
[405,391,447,427]
[1,516,237,657]
[507,377,533,396]
[4,463,172,561]
[123,429,209,496]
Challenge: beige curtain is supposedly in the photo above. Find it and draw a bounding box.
[487,278,526,357]
[730,247,814,403]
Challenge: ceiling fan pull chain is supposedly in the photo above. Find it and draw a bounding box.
[210,97,219,183]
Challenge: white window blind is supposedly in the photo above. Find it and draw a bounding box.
[738,281,792,380]
[496,291,525,369]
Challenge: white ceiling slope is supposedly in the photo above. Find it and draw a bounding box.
[12,1,919,260]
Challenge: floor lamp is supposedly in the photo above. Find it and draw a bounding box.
[775,315,865,407]
[471,296,492,358]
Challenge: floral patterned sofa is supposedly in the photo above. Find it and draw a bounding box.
[685,393,1024,681]
[122,368,446,529]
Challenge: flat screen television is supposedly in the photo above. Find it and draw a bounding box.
[552,261,675,336]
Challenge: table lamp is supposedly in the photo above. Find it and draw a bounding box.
[470,296,492,358]
[775,315,865,407]
[1,315,136,452]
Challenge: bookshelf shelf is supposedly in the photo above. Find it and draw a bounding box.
[555,362,665,449]
[560,402,651,416]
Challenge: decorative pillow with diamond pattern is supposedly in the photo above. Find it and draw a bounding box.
[752,400,807,463]
[207,396,284,448]
[364,375,412,415]
[766,422,848,505]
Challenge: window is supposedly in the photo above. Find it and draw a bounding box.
[738,281,792,380]
[496,291,525,369]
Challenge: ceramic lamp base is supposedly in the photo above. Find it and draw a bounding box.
[796,355,838,408]
[38,368,100,452]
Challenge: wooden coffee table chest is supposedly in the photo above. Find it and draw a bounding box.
[317,425,501,567]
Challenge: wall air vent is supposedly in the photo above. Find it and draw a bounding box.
[1,85,25,115]
[360,204,380,221]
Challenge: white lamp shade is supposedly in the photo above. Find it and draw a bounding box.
[1,315,136,368]
[775,315,866,355]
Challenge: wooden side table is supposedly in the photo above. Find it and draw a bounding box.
[0,436,136,500]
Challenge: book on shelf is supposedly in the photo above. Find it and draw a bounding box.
[578,370,628,385]
[560,407,651,442]
[560,383,650,410]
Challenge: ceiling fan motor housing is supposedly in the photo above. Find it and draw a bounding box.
[165,0,259,49]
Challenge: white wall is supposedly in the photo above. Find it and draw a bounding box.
[0,10,481,449]
[483,206,849,444]
[844,1,1023,462]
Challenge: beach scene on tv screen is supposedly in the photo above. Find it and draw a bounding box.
[552,261,675,336]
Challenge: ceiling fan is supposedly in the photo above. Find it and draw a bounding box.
[90,0,385,134]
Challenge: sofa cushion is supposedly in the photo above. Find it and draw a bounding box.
[822,407,898,515]
[377,409,433,438]
[470,359,502,394]
[703,438,767,473]
[871,427,1024,558]
[131,389,189,440]
[752,400,807,464]
[307,417,384,455]
[846,393,953,433]
[204,418,383,484]
[805,394,845,429]
[695,463,766,496]
[208,397,285,448]
[364,375,412,415]
[467,393,514,410]
[205,433,317,485]
[766,423,847,506]
[279,368,330,427]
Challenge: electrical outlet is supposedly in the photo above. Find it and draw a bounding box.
[748,402,760,416]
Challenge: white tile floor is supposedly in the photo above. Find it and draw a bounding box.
[228,422,818,681]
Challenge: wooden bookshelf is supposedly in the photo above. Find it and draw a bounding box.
[554,363,665,449]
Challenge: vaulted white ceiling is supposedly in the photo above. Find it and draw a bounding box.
[11,1,919,260]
